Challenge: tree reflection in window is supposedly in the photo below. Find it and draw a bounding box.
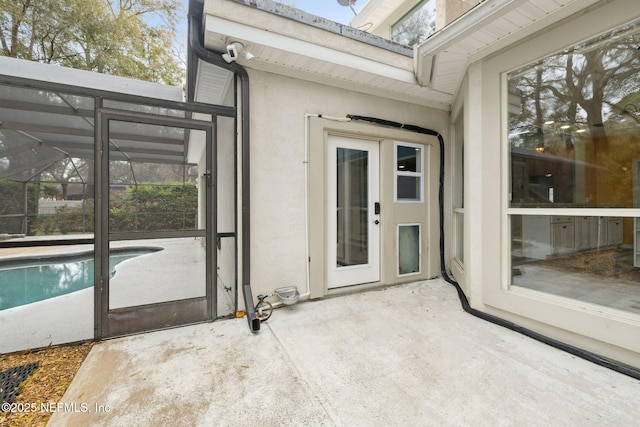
[508,20,640,208]
[391,0,435,46]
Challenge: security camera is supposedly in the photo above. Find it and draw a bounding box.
[222,43,239,63]
[222,41,255,63]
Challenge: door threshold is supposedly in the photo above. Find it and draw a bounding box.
[327,281,383,297]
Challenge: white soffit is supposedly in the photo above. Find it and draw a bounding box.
[195,59,233,105]
[203,14,452,109]
[415,0,601,97]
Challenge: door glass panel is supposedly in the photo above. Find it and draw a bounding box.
[336,147,369,267]
[107,120,206,310]
[399,224,420,275]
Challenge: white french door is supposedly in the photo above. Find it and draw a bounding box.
[327,135,380,288]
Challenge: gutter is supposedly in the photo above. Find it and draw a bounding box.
[188,0,260,332]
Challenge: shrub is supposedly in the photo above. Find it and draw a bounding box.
[3,182,197,235]
[109,184,197,232]
[55,200,94,234]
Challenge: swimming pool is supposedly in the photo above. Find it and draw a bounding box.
[0,248,160,310]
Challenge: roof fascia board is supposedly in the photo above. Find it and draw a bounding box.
[205,14,418,85]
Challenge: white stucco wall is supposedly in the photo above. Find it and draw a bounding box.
[245,69,448,300]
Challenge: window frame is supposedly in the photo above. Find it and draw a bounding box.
[467,0,640,361]
[394,141,424,203]
[452,108,465,267]
[503,18,640,294]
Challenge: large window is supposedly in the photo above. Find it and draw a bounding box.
[507,20,640,315]
[391,0,435,46]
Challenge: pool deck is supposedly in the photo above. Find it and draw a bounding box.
[48,279,640,427]
[0,237,234,353]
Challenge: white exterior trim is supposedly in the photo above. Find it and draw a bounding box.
[394,141,425,203]
[205,15,417,85]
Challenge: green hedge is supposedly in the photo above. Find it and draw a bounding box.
[4,182,198,235]
[109,184,198,232]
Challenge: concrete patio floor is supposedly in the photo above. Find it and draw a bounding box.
[48,279,640,427]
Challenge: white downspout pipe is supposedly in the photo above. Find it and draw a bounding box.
[267,113,351,309]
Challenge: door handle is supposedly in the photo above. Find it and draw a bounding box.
[203,170,212,187]
[374,220,380,225]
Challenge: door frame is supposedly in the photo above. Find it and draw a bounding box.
[96,109,216,338]
[327,135,380,289]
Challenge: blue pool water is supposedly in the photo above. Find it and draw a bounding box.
[0,249,158,310]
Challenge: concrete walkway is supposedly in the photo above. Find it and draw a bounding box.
[48,279,640,426]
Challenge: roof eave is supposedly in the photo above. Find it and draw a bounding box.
[415,0,603,97]
[201,0,453,110]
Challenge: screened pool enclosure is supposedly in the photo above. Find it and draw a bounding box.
[0,58,238,353]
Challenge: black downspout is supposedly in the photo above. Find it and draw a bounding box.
[347,114,640,380]
[188,0,260,332]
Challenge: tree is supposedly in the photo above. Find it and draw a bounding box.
[41,157,90,200]
[0,0,184,85]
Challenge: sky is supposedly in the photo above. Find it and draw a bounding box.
[178,0,370,26]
